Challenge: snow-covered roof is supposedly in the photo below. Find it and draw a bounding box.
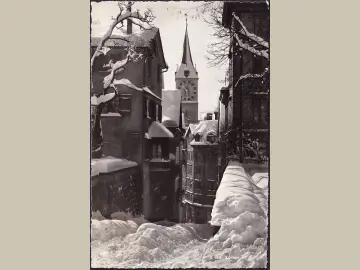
[91,157,138,177]
[193,120,218,136]
[184,123,198,138]
[91,27,159,48]
[187,120,218,145]
[148,121,174,138]
[91,27,168,70]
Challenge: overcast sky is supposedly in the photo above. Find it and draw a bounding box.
[91,1,227,118]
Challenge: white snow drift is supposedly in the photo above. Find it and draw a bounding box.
[91,161,269,268]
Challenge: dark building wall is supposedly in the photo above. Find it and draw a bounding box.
[146,160,173,222]
[223,2,270,162]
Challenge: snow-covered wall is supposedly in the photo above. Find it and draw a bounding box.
[210,160,268,227]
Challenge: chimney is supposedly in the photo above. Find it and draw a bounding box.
[127,2,132,34]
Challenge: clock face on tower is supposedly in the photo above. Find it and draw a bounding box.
[179,80,197,101]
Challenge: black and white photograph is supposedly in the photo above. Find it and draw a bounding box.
[91,0,269,268]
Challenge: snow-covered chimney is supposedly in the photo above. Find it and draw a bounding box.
[127,2,132,34]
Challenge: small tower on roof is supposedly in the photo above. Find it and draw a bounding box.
[175,15,199,127]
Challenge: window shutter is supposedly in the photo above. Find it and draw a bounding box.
[144,98,148,117]
[252,98,260,123]
[119,94,132,114]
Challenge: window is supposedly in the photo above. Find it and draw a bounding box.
[187,150,193,161]
[156,104,159,121]
[208,181,216,191]
[148,100,157,120]
[186,205,190,221]
[175,147,180,165]
[157,65,162,86]
[187,163,193,176]
[144,139,151,160]
[152,42,157,55]
[252,98,268,124]
[147,57,152,79]
[182,165,187,178]
[252,55,263,74]
[146,99,150,118]
[260,98,268,123]
[119,94,131,113]
[194,180,203,192]
[207,210,212,222]
[194,165,201,180]
[253,98,260,123]
[158,105,162,122]
[152,143,162,159]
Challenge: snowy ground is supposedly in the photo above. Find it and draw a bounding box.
[91,162,269,268]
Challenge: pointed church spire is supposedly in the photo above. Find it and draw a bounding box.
[181,15,194,66]
[175,15,198,80]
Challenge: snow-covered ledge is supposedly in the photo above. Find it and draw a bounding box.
[100,112,122,117]
[91,157,138,177]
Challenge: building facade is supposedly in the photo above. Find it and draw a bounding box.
[175,20,199,127]
[91,20,175,220]
[221,0,270,166]
[181,120,220,224]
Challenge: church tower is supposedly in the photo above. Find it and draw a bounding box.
[175,18,199,127]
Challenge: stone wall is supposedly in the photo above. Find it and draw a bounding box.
[91,166,141,217]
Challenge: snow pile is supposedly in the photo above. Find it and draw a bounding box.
[91,211,147,242]
[92,219,139,242]
[201,161,268,268]
[252,173,269,196]
[91,221,212,268]
[211,161,268,226]
[201,211,268,268]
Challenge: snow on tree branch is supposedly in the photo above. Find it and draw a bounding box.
[93,45,143,106]
[91,4,154,73]
[232,13,269,49]
[234,68,269,88]
[234,33,269,60]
